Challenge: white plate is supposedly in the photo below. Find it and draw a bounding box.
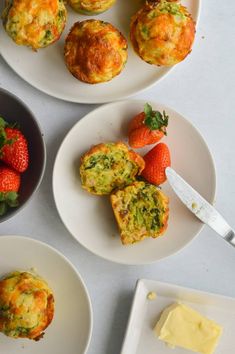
[0,1,200,103]
[121,279,235,354]
[0,235,93,354]
[53,99,216,265]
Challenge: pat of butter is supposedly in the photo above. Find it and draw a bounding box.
[154,303,222,354]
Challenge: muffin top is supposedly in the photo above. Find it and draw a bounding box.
[64,20,128,84]
[2,0,67,50]
[130,0,195,66]
[0,271,54,340]
[68,0,116,15]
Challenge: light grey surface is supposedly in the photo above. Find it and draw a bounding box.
[0,2,235,354]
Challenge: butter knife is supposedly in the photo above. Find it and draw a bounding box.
[166,167,235,248]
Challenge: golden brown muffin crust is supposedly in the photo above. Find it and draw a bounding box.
[2,0,67,50]
[130,0,195,66]
[64,20,128,84]
[0,271,54,340]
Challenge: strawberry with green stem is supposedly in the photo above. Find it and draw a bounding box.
[128,103,169,149]
[0,164,21,216]
[0,117,29,172]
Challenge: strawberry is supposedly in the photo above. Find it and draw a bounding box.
[128,103,168,149]
[128,112,145,133]
[0,164,21,216]
[141,143,171,185]
[0,117,29,172]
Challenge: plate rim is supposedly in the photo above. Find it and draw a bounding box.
[120,278,235,354]
[0,234,93,354]
[0,0,201,104]
[52,99,217,265]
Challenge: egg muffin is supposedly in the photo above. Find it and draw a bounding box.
[80,142,145,195]
[64,20,128,84]
[0,271,54,340]
[130,0,195,66]
[111,181,169,245]
[68,0,116,15]
[2,0,67,50]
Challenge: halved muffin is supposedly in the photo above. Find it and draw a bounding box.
[130,0,195,66]
[0,271,54,340]
[111,181,169,245]
[68,0,116,15]
[2,0,67,50]
[64,20,128,84]
[80,142,145,195]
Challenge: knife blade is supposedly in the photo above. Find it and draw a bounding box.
[165,167,235,248]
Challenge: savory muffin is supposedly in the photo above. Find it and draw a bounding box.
[130,0,195,66]
[2,0,67,50]
[110,181,169,245]
[0,271,54,340]
[68,0,116,15]
[80,142,145,195]
[64,20,128,84]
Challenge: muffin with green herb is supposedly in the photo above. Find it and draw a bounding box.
[2,0,67,50]
[111,181,169,245]
[0,271,54,340]
[130,0,195,66]
[80,142,145,195]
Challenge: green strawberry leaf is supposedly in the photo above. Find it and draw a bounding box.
[144,103,169,133]
[144,103,152,117]
[0,192,5,202]
[0,128,7,150]
[0,192,19,211]
[0,117,7,128]
[0,130,17,153]
[0,202,7,216]
[7,199,19,208]
[6,191,18,201]
[0,117,17,129]
[6,192,19,207]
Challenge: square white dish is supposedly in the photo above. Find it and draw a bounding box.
[121,279,235,354]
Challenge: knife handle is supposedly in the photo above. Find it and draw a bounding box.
[224,230,235,248]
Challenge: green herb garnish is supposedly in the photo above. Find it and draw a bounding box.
[144,103,169,133]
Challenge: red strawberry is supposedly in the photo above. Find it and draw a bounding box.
[128,103,168,149]
[0,119,29,172]
[0,165,21,192]
[0,164,21,216]
[141,143,171,185]
[128,112,145,133]
[129,125,164,148]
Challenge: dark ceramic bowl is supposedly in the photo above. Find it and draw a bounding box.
[0,88,46,222]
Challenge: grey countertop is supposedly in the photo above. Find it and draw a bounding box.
[0,1,235,354]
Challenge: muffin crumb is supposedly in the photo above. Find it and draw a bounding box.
[147,291,157,300]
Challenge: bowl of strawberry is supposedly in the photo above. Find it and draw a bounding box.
[0,88,46,222]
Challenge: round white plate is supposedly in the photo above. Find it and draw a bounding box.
[0,1,200,103]
[53,100,216,264]
[0,236,93,354]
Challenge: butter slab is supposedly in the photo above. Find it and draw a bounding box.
[154,303,222,354]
